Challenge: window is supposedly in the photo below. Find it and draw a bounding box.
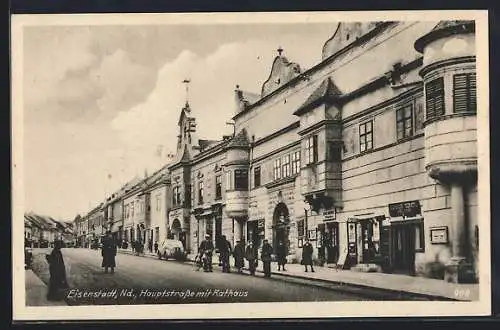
[291,151,300,174]
[414,222,425,252]
[453,73,476,113]
[359,121,373,152]
[225,171,232,191]
[131,203,134,217]
[396,104,414,140]
[273,158,282,180]
[198,181,204,205]
[215,175,222,200]
[282,155,291,178]
[425,77,445,120]
[305,135,318,165]
[254,166,261,188]
[327,142,342,161]
[234,169,248,191]
[297,219,305,238]
[173,186,181,206]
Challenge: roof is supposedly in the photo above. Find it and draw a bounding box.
[414,20,475,53]
[227,128,249,149]
[294,77,343,116]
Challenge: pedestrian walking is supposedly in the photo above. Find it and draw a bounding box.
[131,240,136,253]
[233,239,245,273]
[302,239,315,272]
[148,240,153,253]
[154,241,158,254]
[45,240,69,301]
[219,235,232,273]
[199,234,214,272]
[245,241,258,275]
[261,239,273,277]
[101,231,117,274]
[277,240,287,271]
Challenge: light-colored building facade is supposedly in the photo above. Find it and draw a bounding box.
[78,20,478,283]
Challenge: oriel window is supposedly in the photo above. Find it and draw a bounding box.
[453,73,477,113]
[359,120,373,153]
[234,169,248,191]
[305,135,318,165]
[425,77,445,120]
[396,104,414,140]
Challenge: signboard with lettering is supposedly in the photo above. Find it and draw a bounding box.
[257,219,265,229]
[323,208,336,220]
[388,200,421,218]
[430,226,449,244]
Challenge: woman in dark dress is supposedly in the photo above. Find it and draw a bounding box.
[101,231,117,274]
[276,241,287,271]
[261,239,273,277]
[46,240,68,301]
[233,240,245,273]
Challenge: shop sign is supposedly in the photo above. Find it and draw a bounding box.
[388,200,421,218]
[323,208,336,220]
[430,226,449,244]
[257,219,265,229]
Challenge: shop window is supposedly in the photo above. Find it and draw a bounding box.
[414,222,425,252]
[198,181,204,205]
[282,155,291,177]
[396,103,414,140]
[305,135,318,165]
[234,169,248,191]
[359,120,373,153]
[215,175,222,200]
[453,73,477,113]
[273,158,282,180]
[291,151,300,174]
[253,166,261,188]
[425,77,445,120]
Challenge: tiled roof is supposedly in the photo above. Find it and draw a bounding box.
[294,77,342,116]
[227,128,249,148]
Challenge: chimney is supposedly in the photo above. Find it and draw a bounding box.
[234,85,245,114]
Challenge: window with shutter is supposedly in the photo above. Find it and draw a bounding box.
[425,77,445,120]
[453,73,477,113]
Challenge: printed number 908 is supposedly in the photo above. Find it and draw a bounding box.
[454,288,470,298]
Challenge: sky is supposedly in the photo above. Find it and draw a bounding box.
[22,22,338,221]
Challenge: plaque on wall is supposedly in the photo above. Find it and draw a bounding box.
[298,237,303,248]
[430,226,449,244]
[308,229,317,241]
[388,200,421,218]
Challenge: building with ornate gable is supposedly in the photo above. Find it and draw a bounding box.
[79,20,479,283]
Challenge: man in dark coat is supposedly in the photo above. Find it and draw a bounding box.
[199,234,214,272]
[302,239,315,272]
[46,240,69,301]
[233,239,245,273]
[219,235,232,273]
[245,241,258,275]
[276,241,287,271]
[148,240,153,253]
[261,239,273,277]
[154,241,158,254]
[101,231,117,274]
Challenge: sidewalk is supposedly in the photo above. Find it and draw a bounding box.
[25,269,67,306]
[247,262,479,301]
[116,249,478,301]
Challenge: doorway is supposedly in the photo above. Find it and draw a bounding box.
[325,222,340,263]
[272,203,290,253]
[391,223,416,275]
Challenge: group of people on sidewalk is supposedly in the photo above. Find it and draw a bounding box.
[196,234,316,276]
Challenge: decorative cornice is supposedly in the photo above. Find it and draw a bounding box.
[419,56,476,78]
[253,121,300,147]
[423,112,477,127]
[298,119,341,136]
[264,175,298,190]
[252,140,300,164]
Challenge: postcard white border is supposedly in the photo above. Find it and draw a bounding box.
[11,10,491,320]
